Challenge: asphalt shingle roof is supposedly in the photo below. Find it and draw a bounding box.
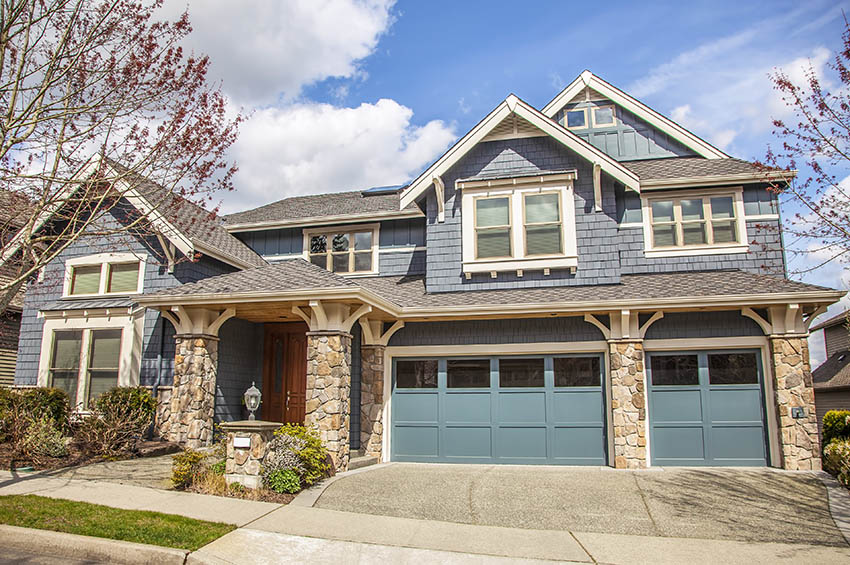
[223,190,418,227]
[811,310,849,332]
[813,350,850,389]
[624,157,763,181]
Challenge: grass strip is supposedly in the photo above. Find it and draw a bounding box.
[0,495,234,550]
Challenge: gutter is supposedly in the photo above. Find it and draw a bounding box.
[223,209,424,233]
[640,170,797,190]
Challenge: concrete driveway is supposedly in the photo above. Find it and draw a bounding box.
[315,464,847,547]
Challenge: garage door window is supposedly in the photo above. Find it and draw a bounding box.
[447,359,490,388]
[499,358,544,387]
[650,354,699,385]
[554,356,600,387]
[396,360,437,388]
[708,353,759,385]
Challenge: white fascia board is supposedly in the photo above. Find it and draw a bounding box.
[115,177,194,258]
[224,209,424,233]
[0,157,101,267]
[640,170,797,190]
[542,71,729,160]
[400,94,640,209]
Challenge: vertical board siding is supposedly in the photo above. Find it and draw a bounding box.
[815,389,850,438]
[825,325,850,358]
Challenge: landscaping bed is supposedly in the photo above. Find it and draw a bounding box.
[0,494,233,550]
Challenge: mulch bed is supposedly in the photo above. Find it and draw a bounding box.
[0,440,180,473]
[187,484,296,504]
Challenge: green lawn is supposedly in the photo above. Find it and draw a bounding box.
[0,495,234,550]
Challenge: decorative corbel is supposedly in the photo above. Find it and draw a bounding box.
[433,175,446,223]
[208,308,236,336]
[342,304,372,333]
[308,300,328,330]
[638,311,664,338]
[804,305,829,330]
[584,313,611,340]
[360,318,405,346]
[593,163,603,212]
[741,307,773,335]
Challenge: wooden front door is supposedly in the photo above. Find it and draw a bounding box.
[262,323,308,424]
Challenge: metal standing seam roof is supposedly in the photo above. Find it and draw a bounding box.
[40,297,136,311]
[140,260,839,311]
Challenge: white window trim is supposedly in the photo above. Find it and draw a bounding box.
[591,104,617,128]
[36,308,144,411]
[461,182,578,274]
[302,223,380,276]
[641,187,748,258]
[63,252,147,298]
[564,107,588,130]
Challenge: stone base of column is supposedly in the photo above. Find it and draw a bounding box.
[221,421,280,489]
[609,340,647,469]
[770,336,821,471]
[305,331,352,472]
[166,335,218,449]
[360,345,385,458]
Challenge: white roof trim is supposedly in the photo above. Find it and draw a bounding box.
[542,70,729,160]
[400,94,640,209]
[224,208,423,233]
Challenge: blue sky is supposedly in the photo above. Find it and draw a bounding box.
[164,0,849,362]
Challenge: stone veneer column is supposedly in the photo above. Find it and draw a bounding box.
[305,331,352,472]
[609,340,647,469]
[164,335,218,448]
[360,345,385,458]
[769,336,821,470]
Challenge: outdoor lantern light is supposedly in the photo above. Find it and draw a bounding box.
[244,382,261,420]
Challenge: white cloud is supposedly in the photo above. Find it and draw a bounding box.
[223,99,456,212]
[163,0,395,104]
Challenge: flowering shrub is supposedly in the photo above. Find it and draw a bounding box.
[262,424,331,492]
[823,411,850,446]
[824,439,850,487]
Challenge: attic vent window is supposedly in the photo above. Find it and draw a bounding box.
[592,105,616,127]
[565,109,587,130]
[303,224,379,276]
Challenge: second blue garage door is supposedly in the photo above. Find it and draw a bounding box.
[390,355,606,465]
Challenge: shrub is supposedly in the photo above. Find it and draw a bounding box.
[21,388,71,430]
[266,469,301,494]
[0,388,70,442]
[823,410,850,446]
[824,439,850,487]
[272,424,330,487]
[75,387,156,456]
[210,460,226,475]
[172,449,207,489]
[21,413,68,459]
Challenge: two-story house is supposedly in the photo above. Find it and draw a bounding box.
[811,311,850,436]
[11,71,844,472]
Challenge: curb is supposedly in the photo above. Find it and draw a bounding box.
[816,471,850,546]
[289,462,392,508]
[0,524,189,564]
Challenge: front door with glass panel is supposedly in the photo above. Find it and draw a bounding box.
[391,354,606,465]
[262,323,307,424]
[647,350,768,466]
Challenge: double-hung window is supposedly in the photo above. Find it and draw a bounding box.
[644,191,747,256]
[305,225,378,274]
[524,192,563,256]
[65,253,145,297]
[48,328,122,409]
[474,196,512,259]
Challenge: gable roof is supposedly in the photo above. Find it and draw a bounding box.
[0,156,266,272]
[223,189,422,232]
[399,94,641,209]
[542,71,729,160]
[813,350,850,389]
[811,310,849,332]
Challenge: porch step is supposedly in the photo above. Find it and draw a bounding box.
[348,451,379,471]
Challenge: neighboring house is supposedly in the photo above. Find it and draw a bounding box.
[811,311,850,437]
[10,71,845,473]
[0,190,32,386]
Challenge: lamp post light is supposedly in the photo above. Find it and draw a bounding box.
[244,382,261,420]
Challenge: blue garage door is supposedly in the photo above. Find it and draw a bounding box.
[647,350,768,466]
[391,355,606,465]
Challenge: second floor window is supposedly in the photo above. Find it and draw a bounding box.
[474,197,512,259]
[309,229,374,273]
[524,192,563,256]
[67,255,143,297]
[649,195,740,249]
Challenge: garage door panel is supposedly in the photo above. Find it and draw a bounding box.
[651,389,703,423]
[553,426,605,462]
[393,392,438,424]
[444,392,491,424]
[709,388,763,423]
[553,390,603,423]
[444,426,492,458]
[497,426,548,459]
[394,426,439,458]
[652,426,706,461]
[499,391,547,424]
[710,426,766,463]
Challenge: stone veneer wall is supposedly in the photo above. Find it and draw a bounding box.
[360,345,385,458]
[162,336,218,448]
[152,385,173,438]
[305,331,351,471]
[769,336,821,471]
[609,341,647,469]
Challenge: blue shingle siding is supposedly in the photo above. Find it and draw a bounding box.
[388,316,606,347]
[643,311,764,340]
[379,218,426,248]
[214,317,264,423]
[235,227,302,257]
[379,249,426,276]
[424,136,622,293]
[554,101,698,161]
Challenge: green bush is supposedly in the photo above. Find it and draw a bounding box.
[0,388,70,442]
[823,410,850,446]
[21,388,71,429]
[75,387,156,456]
[272,424,331,487]
[94,387,156,424]
[824,439,850,486]
[266,469,301,494]
[21,413,68,459]
[172,449,207,489]
[209,460,226,475]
